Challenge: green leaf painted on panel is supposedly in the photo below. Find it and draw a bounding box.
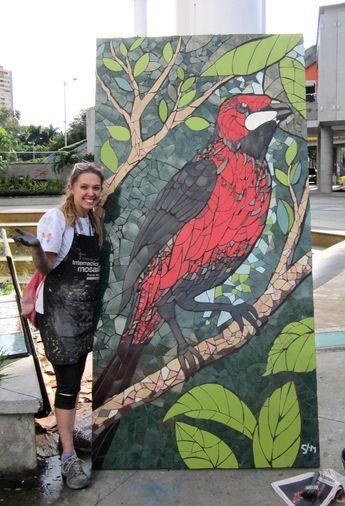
[275,168,289,186]
[177,67,185,80]
[277,200,294,234]
[164,384,256,439]
[178,90,197,108]
[163,42,173,63]
[202,34,301,76]
[285,139,298,166]
[181,77,196,92]
[100,140,118,173]
[290,162,302,185]
[119,42,128,57]
[185,117,210,131]
[253,382,301,468]
[129,37,145,51]
[114,78,132,92]
[133,53,150,77]
[107,126,131,142]
[280,57,307,119]
[263,318,316,375]
[103,58,122,72]
[158,99,168,122]
[175,422,239,469]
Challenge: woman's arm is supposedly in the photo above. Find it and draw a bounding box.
[13,228,57,275]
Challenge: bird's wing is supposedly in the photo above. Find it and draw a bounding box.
[119,158,217,312]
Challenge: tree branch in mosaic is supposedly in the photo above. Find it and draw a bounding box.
[93,177,311,437]
[97,74,235,206]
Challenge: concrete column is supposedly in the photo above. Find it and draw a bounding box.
[319,125,333,193]
[134,0,147,36]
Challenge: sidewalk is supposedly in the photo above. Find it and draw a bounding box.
[1,190,345,505]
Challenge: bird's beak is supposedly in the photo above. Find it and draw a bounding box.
[269,100,292,123]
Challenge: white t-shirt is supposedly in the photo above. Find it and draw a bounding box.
[35,208,93,313]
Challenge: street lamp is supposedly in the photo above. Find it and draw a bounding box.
[30,141,35,160]
[63,78,77,147]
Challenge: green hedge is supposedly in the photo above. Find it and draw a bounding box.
[0,177,65,196]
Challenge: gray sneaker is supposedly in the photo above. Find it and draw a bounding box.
[61,455,91,489]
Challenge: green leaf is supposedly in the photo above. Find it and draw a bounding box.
[129,37,145,51]
[100,140,118,173]
[280,57,307,119]
[178,90,196,108]
[107,125,131,142]
[202,34,301,77]
[158,99,168,122]
[290,162,302,185]
[263,318,316,375]
[119,42,128,57]
[175,422,238,469]
[164,384,257,439]
[133,53,150,77]
[103,57,122,72]
[285,140,298,166]
[275,168,289,186]
[253,382,301,468]
[277,199,294,234]
[185,117,210,131]
[177,67,185,80]
[163,42,173,63]
[181,77,196,92]
[114,77,132,92]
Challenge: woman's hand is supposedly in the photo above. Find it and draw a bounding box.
[12,228,40,248]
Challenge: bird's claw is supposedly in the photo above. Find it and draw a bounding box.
[231,302,259,333]
[178,343,204,379]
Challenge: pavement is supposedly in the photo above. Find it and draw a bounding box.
[1,189,345,505]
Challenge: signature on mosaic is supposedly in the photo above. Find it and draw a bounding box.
[92,33,319,470]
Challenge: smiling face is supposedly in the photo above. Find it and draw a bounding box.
[68,171,102,217]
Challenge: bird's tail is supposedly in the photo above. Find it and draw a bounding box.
[93,341,143,409]
[92,421,120,469]
[92,343,143,469]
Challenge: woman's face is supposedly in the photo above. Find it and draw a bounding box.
[68,172,102,217]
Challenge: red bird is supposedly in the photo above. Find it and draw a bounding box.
[92,94,291,465]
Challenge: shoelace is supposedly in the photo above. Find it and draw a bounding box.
[62,456,85,477]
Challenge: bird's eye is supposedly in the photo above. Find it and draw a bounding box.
[238,103,248,112]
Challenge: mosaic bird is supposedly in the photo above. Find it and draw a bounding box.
[92,94,291,465]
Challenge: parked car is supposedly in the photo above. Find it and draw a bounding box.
[337,175,345,185]
[309,167,317,184]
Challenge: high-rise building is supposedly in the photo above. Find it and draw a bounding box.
[0,66,13,111]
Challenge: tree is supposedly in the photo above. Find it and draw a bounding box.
[0,107,20,133]
[66,110,87,145]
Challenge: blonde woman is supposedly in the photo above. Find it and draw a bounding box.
[14,162,104,489]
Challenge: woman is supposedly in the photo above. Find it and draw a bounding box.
[14,162,104,490]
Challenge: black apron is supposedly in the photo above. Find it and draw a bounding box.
[39,226,100,365]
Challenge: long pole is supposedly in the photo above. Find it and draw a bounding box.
[63,80,67,147]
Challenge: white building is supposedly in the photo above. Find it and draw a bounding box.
[0,66,13,111]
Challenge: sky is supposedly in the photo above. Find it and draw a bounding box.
[0,0,343,132]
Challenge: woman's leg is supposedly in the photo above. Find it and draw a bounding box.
[52,355,88,454]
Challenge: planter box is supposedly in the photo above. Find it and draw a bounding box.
[7,163,71,181]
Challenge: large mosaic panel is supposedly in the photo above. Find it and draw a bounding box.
[92,34,319,470]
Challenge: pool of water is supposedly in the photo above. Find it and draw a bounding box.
[316,331,345,348]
